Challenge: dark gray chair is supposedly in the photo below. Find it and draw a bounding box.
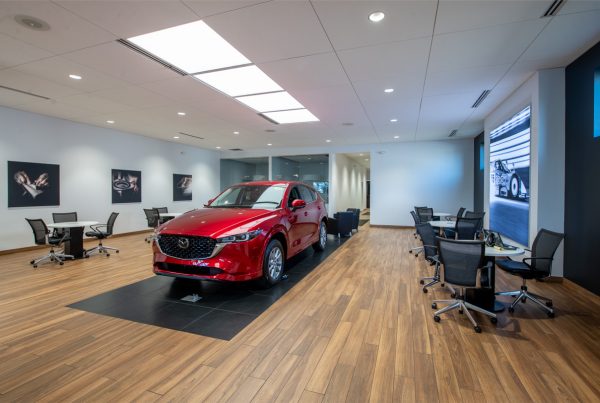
[143,208,160,243]
[415,223,441,293]
[327,212,353,238]
[154,206,171,224]
[26,218,74,268]
[85,212,119,257]
[431,237,497,333]
[409,210,422,255]
[415,206,433,223]
[464,211,485,235]
[456,207,466,219]
[455,216,481,240]
[346,208,360,232]
[52,211,78,237]
[495,229,564,317]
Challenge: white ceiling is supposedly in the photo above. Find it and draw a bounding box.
[0,0,599,151]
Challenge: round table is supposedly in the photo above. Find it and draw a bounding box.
[47,221,99,258]
[427,220,456,229]
[483,246,524,312]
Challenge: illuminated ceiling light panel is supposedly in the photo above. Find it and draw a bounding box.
[194,65,282,97]
[127,20,250,74]
[262,109,319,124]
[236,91,304,112]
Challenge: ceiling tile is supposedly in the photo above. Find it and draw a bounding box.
[55,0,199,38]
[312,0,436,50]
[428,19,548,73]
[558,0,600,15]
[91,85,174,109]
[423,64,510,96]
[0,33,53,69]
[204,1,332,63]
[56,93,136,115]
[0,1,115,53]
[182,0,270,18]
[0,69,81,99]
[15,98,96,121]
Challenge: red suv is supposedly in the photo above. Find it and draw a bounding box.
[153,181,328,285]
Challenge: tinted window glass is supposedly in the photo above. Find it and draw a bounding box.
[210,184,285,209]
[299,186,315,202]
[288,187,301,207]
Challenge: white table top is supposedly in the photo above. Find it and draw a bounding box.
[159,213,182,217]
[434,212,453,217]
[47,221,99,228]
[485,245,525,257]
[427,220,456,228]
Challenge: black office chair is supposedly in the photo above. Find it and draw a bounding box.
[456,207,466,219]
[144,208,160,243]
[464,211,485,235]
[52,211,78,237]
[346,208,360,232]
[25,218,74,268]
[495,229,564,317]
[415,207,433,223]
[431,238,497,333]
[415,223,441,293]
[409,211,423,255]
[454,216,481,240]
[154,206,170,224]
[327,211,353,238]
[85,212,119,257]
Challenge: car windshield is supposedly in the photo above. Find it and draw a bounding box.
[209,184,287,209]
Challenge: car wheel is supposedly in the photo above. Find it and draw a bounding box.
[312,221,327,252]
[262,239,285,286]
[509,175,520,198]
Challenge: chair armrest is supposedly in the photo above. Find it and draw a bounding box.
[476,261,494,288]
[89,223,107,233]
[522,257,553,269]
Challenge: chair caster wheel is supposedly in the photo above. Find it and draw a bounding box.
[30,260,35,264]
[106,254,110,257]
[431,303,437,309]
[116,250,119,253]
[33,265,38,268]
[490,317,498,324]
[547,311,555,318]
[409,251,413,254]
[433,315,440,322]
[50,258,55,262]
[450,293,456,298]
[59,261,64,266]
[508,307,515,313]
[474,326,482,333]
[422,288,428,294]
[458,309,463,314]
[440,283,445,287]
[85,255,90,258]
[419,279,424,285]
[545,301,553,307]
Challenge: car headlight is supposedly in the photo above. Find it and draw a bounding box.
[217,229,262,244]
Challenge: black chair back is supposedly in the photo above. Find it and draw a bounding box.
[154,207,168,214]
[410,210,421,225]
[455,217,481,240]
[457,207,466,218]
[437,238,485,287]
[415,207,433,223]
[333,211,353,235]
[53,212,78,223]
[464,211,485,232]
[144,208,160,228]
[531,229,565,274]
[26,218,48,245]
[106,212,119,236]
[415,223,438,261]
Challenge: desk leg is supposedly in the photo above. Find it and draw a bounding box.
[466,256,505,313]
[64,227,85,258]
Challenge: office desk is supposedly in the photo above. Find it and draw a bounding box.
[47,221,99,258]
[428,220,455,229]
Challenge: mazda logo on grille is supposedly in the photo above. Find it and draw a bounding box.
[177,238,190,249]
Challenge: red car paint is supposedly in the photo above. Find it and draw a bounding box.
[152,181,328,282]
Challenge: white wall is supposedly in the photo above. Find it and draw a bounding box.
[0,106,220,251]
[370,140,474,226]
[484,69,565,276]
[331,153,367,213]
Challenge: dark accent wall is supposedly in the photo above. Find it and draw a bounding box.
[473,132,484,212]
[565,41,600,295]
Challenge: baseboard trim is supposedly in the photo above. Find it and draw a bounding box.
[369,224,414,229]
[0,229,153,256]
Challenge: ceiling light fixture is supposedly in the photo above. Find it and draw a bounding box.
[177,111,186,116]
[369,11,385,23]
[106,120,115,124]
[127,20,250,74]
[390,118,397,122]
[194,65,282,97]
[216,146,221,149]
[359,153,364,156]
[267,143,272,146]
[261,109,319,124]
[173,136,180,139]
[236,91,303,113]
[69,74,82,80]
[384,88,394,93]
[14,15,50,31]
[326,139,331,143]
[394,135,400,139]
[233,131,239,135]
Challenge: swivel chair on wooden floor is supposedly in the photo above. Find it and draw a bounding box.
[85,212,119,257]
[26,218,74,268]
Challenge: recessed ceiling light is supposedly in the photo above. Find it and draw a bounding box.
[69,74,82,80]
[390,118,397,122]
[177,112,186,116]
[384,88,394,93]
[267,143,272,146]
[265,129,276,133]
[216,146,221,149]
[365,158,369,161]
[394,135,400,139]
[173,136,180,139]
[15,15,50,31]
[359,153,364,156]
[233,131,240,135]
[326,139,331,143]
[261,109,319,124]
[194,65,282,97]
[106,120,115,124]
[236,91,303,113]
[127,20,250,74]
[369,11,385,23]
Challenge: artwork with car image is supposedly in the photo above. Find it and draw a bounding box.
[8,161,60,207]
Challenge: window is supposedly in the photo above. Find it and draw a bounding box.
[298,186,315,203]
[288,187,301,207]
[595,67,599,138]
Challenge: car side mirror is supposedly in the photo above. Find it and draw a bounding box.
[291,199,306,211]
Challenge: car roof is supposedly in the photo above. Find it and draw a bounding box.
[231,180,306,187]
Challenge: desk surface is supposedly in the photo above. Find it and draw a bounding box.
[47,221,99,228]
[159,213,182,217]
[485,245,524,257]
[434,212,453,217]
[427,220,456,228]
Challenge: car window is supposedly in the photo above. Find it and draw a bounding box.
[288,187,301,207]
[299,186,315,203]
[210,184,286,209]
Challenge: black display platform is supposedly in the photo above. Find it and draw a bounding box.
[68,236,346,340]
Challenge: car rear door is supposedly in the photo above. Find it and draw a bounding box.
[286,186,307,255]
[298,185,319,246]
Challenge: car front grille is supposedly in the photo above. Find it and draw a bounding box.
[155,262,223,276]
[157,234,216,259]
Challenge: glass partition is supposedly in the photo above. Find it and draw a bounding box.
[220,157,269,190]
[272,154,329,202]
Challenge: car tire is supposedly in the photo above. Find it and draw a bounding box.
[509,175,520,198]
[262,239,285,286]
[312,221,327,252]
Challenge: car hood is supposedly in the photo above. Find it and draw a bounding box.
[157,208,278,238]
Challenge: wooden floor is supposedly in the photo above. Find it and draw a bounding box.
[0,226,599,402]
